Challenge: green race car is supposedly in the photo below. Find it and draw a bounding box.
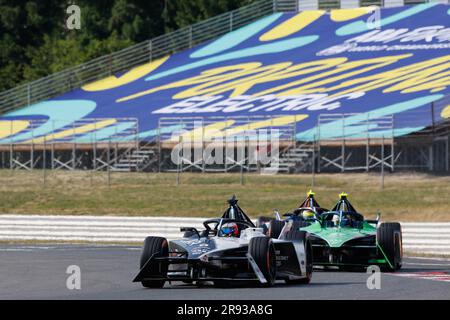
[297,193,402,272]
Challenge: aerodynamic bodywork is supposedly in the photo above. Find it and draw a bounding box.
[133,196,313,288]
[299,193,403,271]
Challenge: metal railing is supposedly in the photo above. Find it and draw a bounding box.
[274,0,300,11]
[319,0,343,10]
[317,113,394,140]
[158,115,298,142]
[0,118,139,145]
[157,115,297,173]
[0,118,139,171]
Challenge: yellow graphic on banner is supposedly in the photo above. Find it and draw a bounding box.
[25,119,116,144]
[82,56,169,92]
[170,55,410,98]
[330,7,376,22]
[116,63,263,103]
[442,105,450,119]
[223,114,308,136]
[116,54,450,103]
[170,120,236,142]
[326,55,450,98]
[259,10,325,41]
[171,115,307,142]
[0,120,29,139]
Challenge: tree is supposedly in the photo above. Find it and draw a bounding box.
[163,0,253,32]
[0,0,254,92]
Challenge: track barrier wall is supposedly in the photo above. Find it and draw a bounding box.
[0,215,448,256]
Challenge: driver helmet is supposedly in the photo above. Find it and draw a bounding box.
[219,222,239,237]
[332,215,339,226]
[301,209,315,220]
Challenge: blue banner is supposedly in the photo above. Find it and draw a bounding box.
[1,4,450,143]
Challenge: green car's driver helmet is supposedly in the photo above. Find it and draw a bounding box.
[332,215,339,226]
[302,209,315,220]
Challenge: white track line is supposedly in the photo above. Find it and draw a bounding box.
[406,256,450,262]
[403,262,450,267]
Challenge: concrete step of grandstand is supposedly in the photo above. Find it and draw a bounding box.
[133,150,155,155]
[260,164,290,174]
[269,145,315,173]
[279,154,309,160]
[111,148,156,172]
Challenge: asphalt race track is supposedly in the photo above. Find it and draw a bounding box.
[0,244,448,300]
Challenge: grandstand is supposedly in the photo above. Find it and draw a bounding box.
[0,0,449,173]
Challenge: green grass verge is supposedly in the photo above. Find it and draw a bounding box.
[0,170,449,221]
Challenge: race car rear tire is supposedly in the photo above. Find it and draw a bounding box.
[283,231,313,284]
[377,222,402,271]
[248,237,276,286]
[139,236,169,288]
[268,220,285,239]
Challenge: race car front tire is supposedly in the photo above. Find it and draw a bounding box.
[248,237,276,286]
[377,222,402,271]
[139,236,169,288]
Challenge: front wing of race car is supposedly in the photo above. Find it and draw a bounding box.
[133,240,307,284]
[309,234,391,268]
